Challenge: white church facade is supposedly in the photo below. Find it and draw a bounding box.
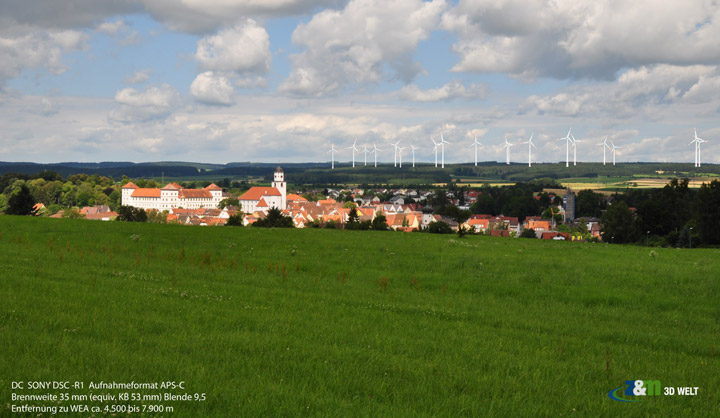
[121,182,224,211]
[238,166,287,213]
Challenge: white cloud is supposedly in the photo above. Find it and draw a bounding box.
[41,97,58,116]
[443,0,720,80]
[399,80,486,102]
[110,83,180,123]
[280,0,446,96]
[195,19,271,74]
[190,71,235,105]
[96,19,128,35]
[0,28,88,84]
[124,69,152,84]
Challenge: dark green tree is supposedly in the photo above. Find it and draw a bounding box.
[7,184,36,215]
[576,189,605,218]
[600,200,634,243]
[694,180,720,245]
[428,221,453,234]
[520,228,537,238]
[116,205,147,222]
[253,207,294,228]
[371,212,389,230]
[226,213,244,226]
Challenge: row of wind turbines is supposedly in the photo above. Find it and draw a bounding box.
[326,129,710,168]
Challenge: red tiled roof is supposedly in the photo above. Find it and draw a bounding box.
[179,189,212,199]
[131,188,161,197]
[205,183,222,190]
[122,182,138,189]
[257,198,268,207]
[85,212,118,220]
[286,193,307,202]
[239,187,281,201]
[162,183,181,190]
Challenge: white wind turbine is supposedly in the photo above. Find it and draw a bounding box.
[363,144,370,166]
[431,138,440,167]
[691,129,708,167]
[470,135,482,166]
[570,132,579,166]
[371,143,381,167]
[327,144,337,169]
[348,139,359,168]
[610,140,621,166]
[502,136,514,165]
[410,145,418,167]
[398,145,405,168]
[390,139,402,167]
[558,128,573,167]
[522,133,535,167]
[439,134,450,168]
[598,136,610,165]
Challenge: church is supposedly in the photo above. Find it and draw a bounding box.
[238,166,287,213]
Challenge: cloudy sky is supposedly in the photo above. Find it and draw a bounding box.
[1,0,719,164]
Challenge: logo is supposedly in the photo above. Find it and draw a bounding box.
[608,380,661,402]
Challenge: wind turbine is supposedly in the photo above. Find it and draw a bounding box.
[502,136,514,165]
[610,140,621,166]
[431,138,440,167]
[598,136,610,165]
[398,146,405,168]
[470,136,482,166]
[558,128,573,167]
[410,145,418,167]
[691,129,708,167]
[348,139,359,168]
[439,134,450,168]
[327,144,337,169]
[390,139,402,167]
[522,133,535,167]
[570,132,579,166]
[363,144,370,166]
[371,143,381,167]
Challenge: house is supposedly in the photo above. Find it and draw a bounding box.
[523,216,552,238]
[542,232,570,240]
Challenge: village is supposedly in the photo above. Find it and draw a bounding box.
[40,166,602,241]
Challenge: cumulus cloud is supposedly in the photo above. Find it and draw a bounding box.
[280,0,446,96]
[195,19,271,74]
[190,72,234,105]
[124,69,152,84]
[0,28,88,84]
[110,83,180,123]
[443,0,720,80]
[399,80,486,102]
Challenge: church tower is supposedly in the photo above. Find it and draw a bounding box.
[272,166,287,209]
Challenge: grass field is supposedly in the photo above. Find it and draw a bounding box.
[1,217,719,417]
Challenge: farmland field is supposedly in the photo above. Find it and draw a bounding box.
[1,217,719,417]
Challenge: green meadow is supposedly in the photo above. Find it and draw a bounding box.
[1,216,718,417]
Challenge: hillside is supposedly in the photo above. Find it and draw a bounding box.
[1,217,718,417]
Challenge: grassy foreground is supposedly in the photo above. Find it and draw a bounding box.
[1,217,718,417]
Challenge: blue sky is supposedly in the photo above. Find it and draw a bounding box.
[1,0,719,165]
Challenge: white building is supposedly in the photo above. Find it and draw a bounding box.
[121,181,223,211]
[238,166,287,213]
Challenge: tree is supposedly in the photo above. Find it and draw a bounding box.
[226,213,244,226]
[0,194,7,214]
[7,184,36,215]
[116,205,147,222]
[371,211,389,231]
[345,207,362,230]
[428,221,453,234]
[253,207,294,228]
[694,180,720,245]
[218,198,239,209]
[520,228,537,238]
[600,200,634,243]
[576,189,604,218]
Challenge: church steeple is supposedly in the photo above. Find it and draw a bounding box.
[272,166,286,209]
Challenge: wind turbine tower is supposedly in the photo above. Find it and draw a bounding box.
[691,129,708,167]
[398,146,404,168]
[558,128,573,167]
[502,136,514,165]
[523,133,535,167]
[598,136,610,165]
[348,139,359,168]
[372,143,381,167]
[571,132,579,166]
[363,144,370,166]
[610,140,621,166]
[410,145,418,167]
[431,138,440,167]
[391,139,402,167]
[470,136,482,166]
[327,144,337,169]
[440,134,450,168]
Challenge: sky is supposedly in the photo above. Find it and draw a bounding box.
[1,0,719,165]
